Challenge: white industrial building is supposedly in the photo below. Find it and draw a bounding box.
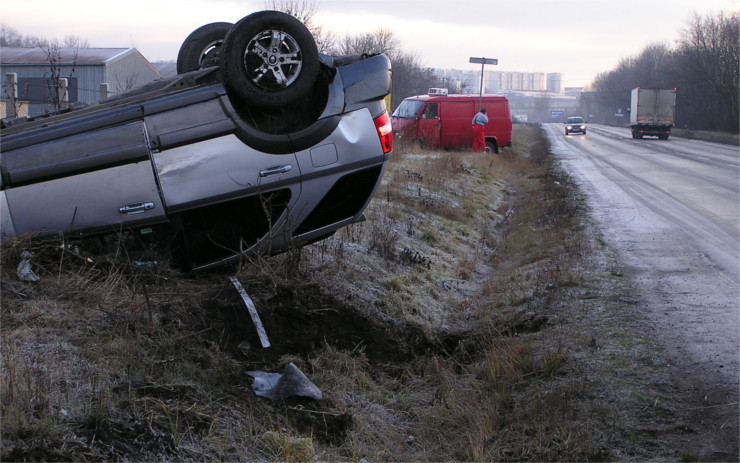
[1,47,161,117]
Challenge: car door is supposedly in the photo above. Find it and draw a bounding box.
[416,103,441,148]
[2,121,167,237]
[150,134,300,212]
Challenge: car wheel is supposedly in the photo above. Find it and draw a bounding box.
[221,11,320,110]
[565,130,569,135]
[176,22,233,74]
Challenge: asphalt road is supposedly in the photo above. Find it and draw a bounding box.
[543,123,739,388]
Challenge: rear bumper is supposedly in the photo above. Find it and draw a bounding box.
[632,124,672,135]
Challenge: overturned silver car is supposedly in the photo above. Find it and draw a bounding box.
[0,11,393,271]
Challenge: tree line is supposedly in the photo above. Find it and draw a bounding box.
[0,24,89,49]
[262,0,438,109]
[587,11,738,133]
[1,0,439,112]
[12,3,733,133]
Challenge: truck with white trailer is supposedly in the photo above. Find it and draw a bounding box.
[630,87,676,139]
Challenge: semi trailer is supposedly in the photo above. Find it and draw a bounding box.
[630,87,676,140]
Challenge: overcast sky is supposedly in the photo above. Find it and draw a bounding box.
[3,0,737,87]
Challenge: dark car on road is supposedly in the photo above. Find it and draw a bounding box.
[564,116,587,135]
[0,11,393,271]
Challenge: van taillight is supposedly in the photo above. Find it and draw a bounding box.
[374,112,393,154]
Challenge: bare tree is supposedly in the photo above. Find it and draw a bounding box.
[590,10,738,132]
[388,52,437,109]
[675,11,739,132]
[0,24,24,47]
[263,0,317,23]
[262,0,336,53]
[112,71,142,93]
[335,28,400,56]
[632,43,675,87]
[260,1,436,109]
[63,34,90,49]
[1,24,91,49]
[37,41,79,111]
[333,28,435,108]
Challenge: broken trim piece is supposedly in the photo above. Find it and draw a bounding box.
[247,363,324,400]
[229,276,270,348]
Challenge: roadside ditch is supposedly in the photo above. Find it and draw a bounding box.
[1,123,736,462]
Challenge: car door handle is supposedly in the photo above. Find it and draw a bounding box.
[259,164,293,177]
[119,202,155,215]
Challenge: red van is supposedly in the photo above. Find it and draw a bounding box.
[391,90,512,153]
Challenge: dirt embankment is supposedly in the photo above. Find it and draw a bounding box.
[1,124,737,462]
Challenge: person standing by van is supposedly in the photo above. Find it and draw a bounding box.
[472,108,488,152]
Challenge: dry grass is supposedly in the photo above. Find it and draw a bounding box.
[294,124,606,460]
[1,124,628,461]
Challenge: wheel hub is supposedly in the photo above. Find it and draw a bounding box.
[245,29,303,91]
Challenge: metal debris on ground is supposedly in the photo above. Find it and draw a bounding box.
[229,276,270,348]
[247,363,324,401]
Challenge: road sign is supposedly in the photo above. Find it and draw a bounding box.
[469,57,499,109]
[469,57,499,65]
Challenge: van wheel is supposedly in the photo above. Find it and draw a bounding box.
[221,11,319,109]
[177,22,233,74]
[485,140,497,154]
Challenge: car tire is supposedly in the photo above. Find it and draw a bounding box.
[221,11,320,110]
[485,140,497,154]
[177,22,233,74]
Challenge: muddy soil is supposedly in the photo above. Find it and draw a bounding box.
[203,279,458,366]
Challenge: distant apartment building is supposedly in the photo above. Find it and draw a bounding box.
[546,73,563,94]
[432,68,581,124]
[490,72,546,92]
[435,69,564,95]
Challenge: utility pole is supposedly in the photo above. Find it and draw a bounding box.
[469,57,498,110]
[4,73,18,118]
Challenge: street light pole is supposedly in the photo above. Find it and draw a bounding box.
[469,57,498,110]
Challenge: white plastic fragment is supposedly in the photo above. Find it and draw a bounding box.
[17,250,39,282]
[247,363,324,401]
[229,276,270,348]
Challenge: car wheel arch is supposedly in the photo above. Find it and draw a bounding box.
[217,95,341,154]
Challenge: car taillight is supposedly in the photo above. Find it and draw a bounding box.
[374,112,393,154]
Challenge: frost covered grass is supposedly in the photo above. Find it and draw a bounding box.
[2,124,630,461]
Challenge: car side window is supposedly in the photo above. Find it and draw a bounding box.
[422,103,438,119]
